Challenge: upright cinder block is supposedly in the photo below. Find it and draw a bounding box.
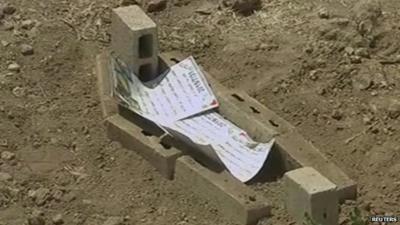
[283,167,339,225]
[111,6,159,81]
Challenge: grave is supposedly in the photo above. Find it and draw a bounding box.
[95,5,357,225]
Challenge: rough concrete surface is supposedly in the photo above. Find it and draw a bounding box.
[284,167,339,225]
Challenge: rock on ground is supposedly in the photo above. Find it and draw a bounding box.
[222,0,262,15]
[52,214,64,225]
[1,151,15,160]
[2,4,17,15]
[21,44,34,55]
[147,0,167,12]
[0,172,12,181]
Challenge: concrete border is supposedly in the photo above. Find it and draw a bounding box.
[105,114,182,179]
[175,156,271,225]
[96,50,356,225]
[96,53,119,119]
[159,52,357,201]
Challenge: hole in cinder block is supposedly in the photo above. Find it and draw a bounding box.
[139,34,153,58]
[170,58,180,63]
[250,106,261,114]
[231,93,245,102]
[141,130,153,137]
[139,63,153,82]
[269,120,279,127]
[159,141,172,150]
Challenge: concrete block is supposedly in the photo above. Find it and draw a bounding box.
[96,53,119,118]
[105,114,182,179]
[111,6,159,81]
[175,156,271,225]
[283,167,339,225]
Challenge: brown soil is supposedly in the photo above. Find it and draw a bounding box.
[1,0,399,224]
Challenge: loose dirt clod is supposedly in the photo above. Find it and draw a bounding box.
[147,0,167,12]
[2,4,16,15]
[231,0,262,16]
[20,44,34,55]
[7,63,21,72]
[52,214,64,225]
[21,19,35,30]
[0,172,12,181]
[1,151,15,160]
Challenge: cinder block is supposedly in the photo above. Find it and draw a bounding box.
[283,167,339,225]
[96,53,119,118]
[111,6,159,81]
[106,114,182,179]
[175,156,271,225]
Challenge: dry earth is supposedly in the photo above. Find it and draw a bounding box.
[1,0,400,224]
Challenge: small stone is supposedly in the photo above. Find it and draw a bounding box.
[362,116,372,125]
[350,55,362,64]
[52,214,64,225]
[309,70,320,80]
[7,63,20,72]
[3,4,17,15]
[31,187,51,206]
[3,22,14,31]
[355,48,370,58]
[20,44,34,55]
[352,73,372,90]
[102,217,124,225]
[317,87,326,95]
[370,90,378,96]
[272,87,279,94]
[318,8,330,19]
[344,46,354,55]
[1,151,15,160]
[331,110,343,120]
[388,100,400,119]
[0,172,12,181]
[312,109,319,116]
[1,40,10,47]
[147,0,167,13]
[0,9,4,20]
[21,19,35,30]
[231,0,262,16]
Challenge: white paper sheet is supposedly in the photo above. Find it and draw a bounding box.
[165,111,274,182]
[110,56,274,182]
[111,56,219,125]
